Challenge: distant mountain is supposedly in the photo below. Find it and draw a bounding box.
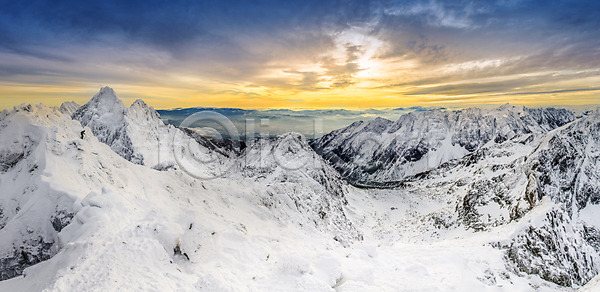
[311,104,600,286]
[311,104,575,187]
[375,108,600,286]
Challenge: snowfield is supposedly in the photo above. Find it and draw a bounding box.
[0,87,598,291]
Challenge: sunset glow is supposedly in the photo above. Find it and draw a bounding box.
[1,1,599,110]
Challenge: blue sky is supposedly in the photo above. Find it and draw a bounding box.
[1,0,599,109]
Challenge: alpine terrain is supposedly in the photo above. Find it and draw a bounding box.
[0,87,598,291]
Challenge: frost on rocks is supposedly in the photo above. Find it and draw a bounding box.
[239,132,362,246]
[311,105,599,287]
[504,207,598,287]
[311,105,575,187]
[499,110,600,286]
[71,87,168,166]
[72,87,144,164]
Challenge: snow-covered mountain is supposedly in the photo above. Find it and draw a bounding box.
[311,105,575,187]
[237,133,362,245]
[0,87,598,291]
[311,105,600,288]
[71,87,173,167]
[0,88,365,290]
[58,101,80,115]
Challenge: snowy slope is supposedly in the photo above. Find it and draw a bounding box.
[336,109,600,288]
[0,103,355,291]
[237,133,362,246]
[0,90,370,291]
[311,105,575,187]
[0,89,596,291]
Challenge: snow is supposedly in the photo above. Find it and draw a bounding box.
[312,104,575,187]
[579,204,600,228]
[0,88,596,291]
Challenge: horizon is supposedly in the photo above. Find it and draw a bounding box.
[2,86,599,112]
[5,85,599,138]
[1,1,599,110]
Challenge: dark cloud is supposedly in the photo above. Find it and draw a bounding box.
[1,0,600,107]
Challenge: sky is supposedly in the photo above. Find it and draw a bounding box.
[1,0,599,110]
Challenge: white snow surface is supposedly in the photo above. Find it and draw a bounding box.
[0,88,595,291]
[312,104,575,186]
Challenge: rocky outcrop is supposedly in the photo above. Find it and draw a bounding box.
[311,105,575,187]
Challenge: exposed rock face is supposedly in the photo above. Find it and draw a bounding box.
[532,111,600,213]
[501,110,600,286]
[311,105,575,187]
[387,109,600,287]
[311,105,599,287]
[71,87,167,166]
[0,237,55,281]
[72,87,144,164]
[239,133,362,246]
[505,208,598,287]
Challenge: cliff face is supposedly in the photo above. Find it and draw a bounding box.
[311,105,575,187]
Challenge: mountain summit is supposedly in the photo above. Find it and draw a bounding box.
[71,87,167,166]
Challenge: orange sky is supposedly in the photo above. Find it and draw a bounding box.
[1,1,599,111]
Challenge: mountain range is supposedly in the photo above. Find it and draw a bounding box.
[0,87,599,291]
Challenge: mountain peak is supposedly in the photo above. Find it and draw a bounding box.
[277,132,308,151]
[98,86,116,96]
[128,99,162,124]
[72,87,127,122]
[130,99,148,109]
[497,103,516,111]
[87,86,124,108]
[499,102,511,107]
[71,87,143,165]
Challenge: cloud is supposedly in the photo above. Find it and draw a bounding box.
[1,0,600,109]
[500,87,600,96]
[384,0,475,29]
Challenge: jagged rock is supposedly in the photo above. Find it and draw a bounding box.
[312,105,575,187]
[59,101,80,115]
[504,208,598,287]
[239,133,362,245]
[0,237,55,281]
